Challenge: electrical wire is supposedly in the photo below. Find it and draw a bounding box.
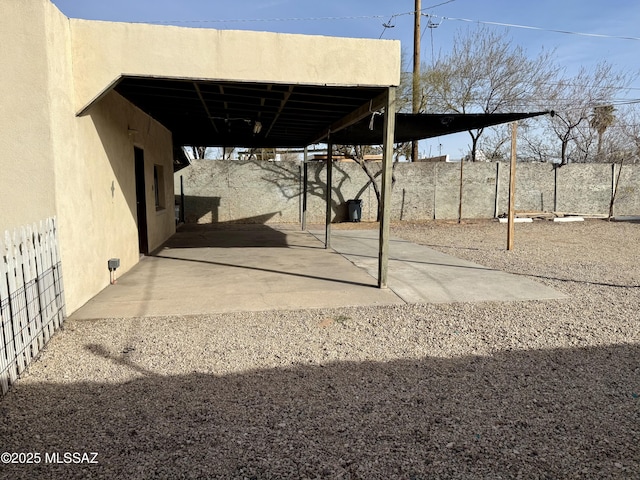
[379,2,455,38]
[145,3,639,45]
[413,74,639,94]
[147,14,390,25]
[427,14,640,42]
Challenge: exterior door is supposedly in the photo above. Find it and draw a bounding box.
[134,147,149,255]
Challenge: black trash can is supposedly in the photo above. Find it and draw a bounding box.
[347,199,362,222]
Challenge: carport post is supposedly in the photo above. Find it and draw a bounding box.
[302,147,308,231]
[325,143,333,249]
[378,87,396,288]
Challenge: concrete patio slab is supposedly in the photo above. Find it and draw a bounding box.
[71,224,566,320]
[311,229,567,304]
[71,225,405,319]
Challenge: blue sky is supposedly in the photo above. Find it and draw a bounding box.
[51,0,640,158]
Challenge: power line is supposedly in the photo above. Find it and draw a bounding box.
[536,81,640,92]
[151,3,445,28]
[415,81,640,98]
[422,98,640,108]
[426,14,640,42]
[379,1,455,39]
[410,72,639,94]
[148,14,387,25]
[143,4,639,45]
[150,2,458,39]
[388,0,458,21]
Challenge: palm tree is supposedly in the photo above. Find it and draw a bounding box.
[590,105,616,159]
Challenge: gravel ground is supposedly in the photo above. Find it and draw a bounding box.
[1,219,638,479]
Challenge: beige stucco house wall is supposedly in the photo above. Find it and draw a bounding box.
[1,0,58,228]
[0,0,400,314]
[70,19,401,114]
[1,0,177,313]
[46,1,176,313]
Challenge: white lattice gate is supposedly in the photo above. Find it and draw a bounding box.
[0,217,66,395]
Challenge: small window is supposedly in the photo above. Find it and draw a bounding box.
[154,164,165,210]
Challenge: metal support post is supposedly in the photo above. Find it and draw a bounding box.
[378,88,396,287]
[302,147,308,231]
[325,143,333,249]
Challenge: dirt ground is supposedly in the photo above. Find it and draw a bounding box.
[0,219,638,479]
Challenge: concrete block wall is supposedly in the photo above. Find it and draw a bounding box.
[556,164,612,214]
[178,160,302,224]
[175,159,640,224]
[457,162,498,219]
[494,162,555,215]
[432,163,461,220]
[393,162,436,221]
[615,163,640,215]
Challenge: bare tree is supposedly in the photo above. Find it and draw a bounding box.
[515,120,557,162]
[570,119,598,164]
[619,105,640,164]
[333,142,408,221]
[421,26,558,161]
[335,145,384,220]
[184,146,209,160]
[541,63,632,165]
[478,124,510,161]
[221,147,236,160]
[480,118,558,163]
[182,146,239,160]
[397,51,418,114]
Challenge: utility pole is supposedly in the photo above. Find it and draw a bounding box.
[411,0,421,162]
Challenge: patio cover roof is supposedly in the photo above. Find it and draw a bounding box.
[113,76,388,148]
[328,111,552,145]
[112,76,550,149]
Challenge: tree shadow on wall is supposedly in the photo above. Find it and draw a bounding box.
[250,160,379,223]
[1,343,638,479]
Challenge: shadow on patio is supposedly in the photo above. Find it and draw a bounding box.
[70,223,404,319]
